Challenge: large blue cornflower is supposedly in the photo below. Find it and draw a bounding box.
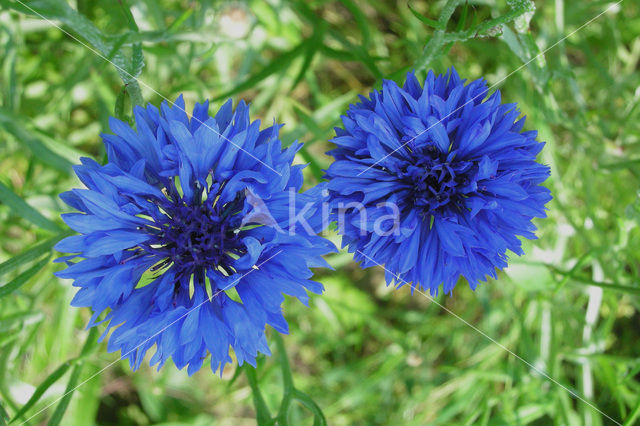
[55,96,334,375]
[325,69,551,295]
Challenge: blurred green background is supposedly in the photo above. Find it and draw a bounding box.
[1,0,640,424]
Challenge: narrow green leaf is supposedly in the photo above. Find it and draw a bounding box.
[130,45,145,79]
[0,0,66,16]
[0,255,50,299]
[501,25,527,62]
[78,327,99,358]
[518,31,550,88]
[438,0,463,25]
[9,362,73,423]
[126,81,144,108]
[436,2,534,46]
[408,2,446,30]
[117,0,145,107]
[167,8,193,33]
[500,25,549,89]
[104,32,132,63]
[0,401,8,426]
[116,18,144,83]
[325,29,382,79]
[553,251,594,293]
[0,311,43,332]
[298,148,324,183]
[624,396,640,426]
[292,106,323,139]
[473,5,531,37]
[290,24,325,91]
[226,363,244,388]
[319,44,354,61]
[571,280,640,295]
[46,328,98,426]
[0,233,67,279]
[118,0,139,32]
[0,181,61,233]
[45,364,82,426]
[294,1,382,78]
[103,30,177,45]
[547,265,640,295]
[456,2,469,32]
[2,31,18,111]
[214,42,308,101]
[0,334,19,348]
[0,108,72,174]
[340,0,372,46]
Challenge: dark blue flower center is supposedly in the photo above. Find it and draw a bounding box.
[143,184,246,278]
[400,147,472,215]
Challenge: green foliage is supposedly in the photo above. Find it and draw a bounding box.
[0,0,639,424]
[0,181,60,233]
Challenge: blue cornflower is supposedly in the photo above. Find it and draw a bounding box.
[325,69,551,295]
[55,96,335,375]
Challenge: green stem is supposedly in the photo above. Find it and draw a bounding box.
[274,333,294,425]
[244,334,326,425]
[292,390,327,426]
[273,333,294,389]
[243,365,272,425]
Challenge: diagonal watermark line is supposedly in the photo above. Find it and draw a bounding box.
[356,250,621,425]
[17,250,283,426]
[11,0,283,177]
[356,0,623,177]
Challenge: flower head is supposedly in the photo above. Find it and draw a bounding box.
[325,69,551,294]
[56,96,334,375]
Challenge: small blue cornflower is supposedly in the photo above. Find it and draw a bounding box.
[325,69,551,295]
[55,96,335,375]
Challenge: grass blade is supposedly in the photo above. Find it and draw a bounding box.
[214,42,307,101]
[290,24,325,91]
[45,365,82,426]
[340,0,372,46]
[0,181,61,233]
[624,396,640,426]
[9,361,72,424]
[46,328,98,426]
[0,256,51,299]
[0,233,68,278]
[0,108,72,174]
[0,401,8,426]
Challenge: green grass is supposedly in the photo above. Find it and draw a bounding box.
[1,0,640,424]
